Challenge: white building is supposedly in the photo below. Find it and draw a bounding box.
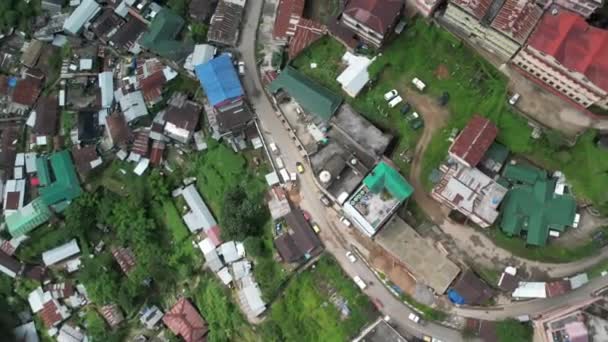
[336,52,373,98]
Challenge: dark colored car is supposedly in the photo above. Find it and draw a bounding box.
[438,91,450,106]
[401,102,411,114]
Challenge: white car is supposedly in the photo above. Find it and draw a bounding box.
[339,216,352,227]
[412,77,426,91]
[388,95,403,108]
[408,312,421,323]
[238,61,245,75]
[384,89,398,101]
[572,213,581,228]
[353,276,367,290]
[346,251,357,263]
[509,93,521,105]
[269,142,278,153]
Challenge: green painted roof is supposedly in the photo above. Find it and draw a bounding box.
[363,161,413,202]
[484,143,509,166]
[38,150,82,207]
[268,66,342,121]
[500,168,576,246]
[140,9,192,61]
[503,163,546,185]
[7,198,53,237]
[36,157,51,186]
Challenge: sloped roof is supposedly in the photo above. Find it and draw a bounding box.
[162,298,208,342]
[111,246,137,274]
[527,9,608,93]
[343,0,403,34]
[273,0,305,40]
[100,304,125,327]
[13,76,43,107]
[449,115,498,167]
[195,54,243,107]
[189,0,217,21]
[6,198,53,237]
[207,0,244,46]
[33,96,59,136]
[363,161,413,202]
[500,165,577,246]
[451,269,493,305]
[490,0,542,44]
[106,112,132,146]
[42,239,80,266]
[288,19,326,60]
[71,145,100,177]
[268,66,342,121]
[63,0,101,34]
[140,9,192,61]
[450,0,494,20]
[38,150,83,207]
[277,209,323,263]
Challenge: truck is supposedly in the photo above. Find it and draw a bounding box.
[412,77,426,91]
[275,157,284,169]
[279,168,290,183]
[353,276,367,290]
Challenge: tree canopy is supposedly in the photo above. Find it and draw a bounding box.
[220,186,268,241]
[496,319,533,342]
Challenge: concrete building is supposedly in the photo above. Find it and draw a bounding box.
[442,0,542,60]
[335,0,404,49]
[353,317,409,342]
[415,0,444,17]
[511,9,608,113]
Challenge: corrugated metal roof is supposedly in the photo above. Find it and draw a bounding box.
[98,71,114,108]
[63,0,101,35]
[363,161,413,201]
[42,239,80,266]
[449,115,498,167]
[38,150,82,207]
[181,184,218,232]
[195,54,243,107]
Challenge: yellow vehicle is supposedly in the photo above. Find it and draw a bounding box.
[296,162,305,174]
[312,223,320,234]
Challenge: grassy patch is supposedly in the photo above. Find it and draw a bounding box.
[263,256,376,341]
[61,111,77,136]
[162,199,191,243]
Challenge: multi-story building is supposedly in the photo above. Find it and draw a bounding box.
[537,0,604,18]
[335,0,404,49]
[416,0,444,17]
[511,9,608,112]
[443,0,543,60]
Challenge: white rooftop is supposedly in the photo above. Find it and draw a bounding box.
[98,71,114,109]
[336,52,373,98]
[115,89,148,122]
[217,267,233,285]
[180,184,218,233]
[512,282,547,299]
[42,239,80,266]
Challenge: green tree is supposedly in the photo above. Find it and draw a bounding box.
[167,0,190,17]
[220,187,268,240]
[191,23,208,43]
[496,319,533,342]
[243,236,267,258]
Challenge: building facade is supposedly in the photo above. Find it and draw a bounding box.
[338,0,404,49]
[511,10,608,111]
[443,0,542,61]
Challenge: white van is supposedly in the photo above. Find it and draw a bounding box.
[412,77,426,91]
[353,276,367,290]
[269,142,278,153]
[275,157,284,169]
[388,96,403,108]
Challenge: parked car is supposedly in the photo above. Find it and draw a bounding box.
[412,77,426,91]
[275,157,284,169]
[407,112,424,130]
[388,95,403,108]
[508,93,521,105]
[438,91,450,106]
[296,162,305,173]
[269,142,278,153]
[353,276,367,290]
[401,102,411,114]
[238,61,245,75]
[302,210,311,221]
[408,312,421,324]
[339,216,352,227]
[572,213,581,228]
[312,223,320,234]
[384,89,398,101]
[346,251,357,263]
[319,195,331,207]
[394,20,407,34]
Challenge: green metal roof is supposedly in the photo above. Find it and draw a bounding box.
[38,150,82,207]
[363,161,413,202]
[140,9,192,61]
[7,198,53,237]
[268,66,343,121]
[484,142,509,166]
[500,169,576,246]
[36,157,51,186]
[503,163,546,185]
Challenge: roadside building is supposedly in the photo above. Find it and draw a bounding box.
[511,9,608,113]
[512,282,547,299]
[42,239,80,267]
[0,250,23,278]
[269,66,343,121]
[331,0,404,49]
[184,44,216,73]
[442,0,542,61]
[273,0,306,42]
[343,161,414,236]
[448,269,493,305]
[274,208,323,264]
[500,163,577,246]
[207,0,245,46]
[140,9,193,63]
[376,216,461,294]
[163,297,209,342]
[267,187,291,220]
[63,0,102,35]
[353,317,408,342]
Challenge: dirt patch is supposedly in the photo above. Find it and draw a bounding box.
[435,64,450,80]
[370,247,417,295]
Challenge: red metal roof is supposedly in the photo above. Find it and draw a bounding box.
[5,192,20,210]
[111,246,137,274]
[140,70,166,104]
[343,0,403,34]
[490,0,542,44]
[527,10,608,93]
[163,298,208,342]
[450,0,494,20]
[545,280,571,297]
[149,140,165,166]
[131,130,150,157]
[100,304,125,327]
[12,76,42,106]
[273,0,305,40]
[39,300,63,328]
[206,225,222,247]
[449,115,498,167]
[288,19,326,60]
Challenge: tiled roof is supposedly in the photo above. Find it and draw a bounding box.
[527,9,608,93]
[449,115,498,167]
[273,0,305,40]
[490,0,542,44]
[288,19,326,60]
[343,0,403,34]
[163,298,208,342]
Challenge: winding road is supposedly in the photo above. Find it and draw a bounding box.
[236,0,608,339]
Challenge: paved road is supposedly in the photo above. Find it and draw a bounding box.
[236,1,466,341]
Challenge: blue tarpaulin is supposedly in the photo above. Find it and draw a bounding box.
[195,54,243,107]
[448,289,465,305]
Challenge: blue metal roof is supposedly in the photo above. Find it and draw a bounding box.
[195,54,244,107]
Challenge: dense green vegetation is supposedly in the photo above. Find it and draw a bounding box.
[496,319,533,342]
[0,0,40,35]
[261,256,376,341]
